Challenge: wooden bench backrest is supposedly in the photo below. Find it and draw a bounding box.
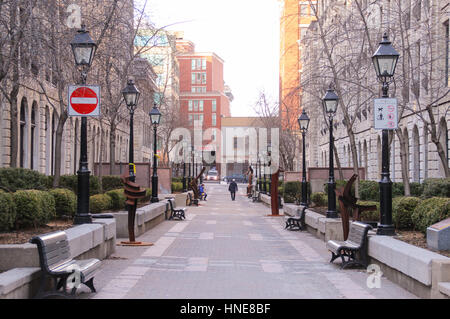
[346,222,372,247]
[168,198,175,210]
[30,231,71,272]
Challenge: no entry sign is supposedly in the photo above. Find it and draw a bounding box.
[68,85,101,116]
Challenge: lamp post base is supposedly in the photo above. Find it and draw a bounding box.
[74,214,92,225]
[326,211,338,219]
[150,197,159,203]
[376,224,395,236]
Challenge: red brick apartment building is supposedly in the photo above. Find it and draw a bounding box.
[176,35,231,176]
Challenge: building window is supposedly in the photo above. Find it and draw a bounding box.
[202,58,206,70]
[212,100,216,112]
[199,100,203,112]
[212,113,216,126]
[20,98,27,168]
[30,104,37,170]
[193,100,199,111]
[189,114,193,125]
[191,73,196,84]
[188,100,193,111]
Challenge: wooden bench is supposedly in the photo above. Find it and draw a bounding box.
[168,199,186,220]
[30,231,101,298]
[285,206,306,231]
[326,221,372,269]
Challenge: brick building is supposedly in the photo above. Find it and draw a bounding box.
[175,34,231,177]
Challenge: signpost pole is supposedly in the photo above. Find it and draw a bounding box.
[74,78,92,224]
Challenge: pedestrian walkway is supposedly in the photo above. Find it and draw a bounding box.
[86,183,416,299]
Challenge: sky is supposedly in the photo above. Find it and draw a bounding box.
[139,0,280,117]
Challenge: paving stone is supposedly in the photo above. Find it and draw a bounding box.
[87,183,417,299]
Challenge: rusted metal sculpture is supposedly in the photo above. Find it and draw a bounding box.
[335,174,377,240]
[189,166,206,206]
[119,169,152,246]
[268,168,284,216]
[246,166,254,198]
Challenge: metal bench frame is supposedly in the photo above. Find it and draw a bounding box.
[168,199,186,220]
[30,231,101,299]
[186,192,198,206]
[285,206,307,231]
[327,221,372,269]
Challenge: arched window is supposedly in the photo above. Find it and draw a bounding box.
[19,98,28,168]
[45,107,51,175]
[439,117,448,176]
[30,102,37,170]
[348,144,352,167]
[403,127,410,182]
[412,126,420,182]
[363,140,368,179]
[51,112,58,175]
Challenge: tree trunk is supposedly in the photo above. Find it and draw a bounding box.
[333,143,344,180]
[109,123,116,175]
[52,113,68,187]
[9,85,19,168]
[396,130,411,196]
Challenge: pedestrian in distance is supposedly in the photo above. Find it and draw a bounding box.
[199,183,207,201]
[228,179,238,201]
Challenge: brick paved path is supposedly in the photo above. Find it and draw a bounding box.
[86,183,416,299]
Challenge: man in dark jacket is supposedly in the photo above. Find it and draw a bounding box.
[228,179,238,201]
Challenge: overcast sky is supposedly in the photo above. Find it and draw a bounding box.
[140,0,280,117]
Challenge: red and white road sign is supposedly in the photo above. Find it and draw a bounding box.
[68,85,101,116]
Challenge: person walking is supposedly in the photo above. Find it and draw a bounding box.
[228,179,238,201]
[199,183,207,201]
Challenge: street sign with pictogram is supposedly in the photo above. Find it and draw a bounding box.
[373,98,398,130]
[68,85,101,116]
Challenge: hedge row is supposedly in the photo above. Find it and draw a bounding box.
[0,187,136,231]
[171,182,183,193]
[281,181,311,204]
[0,168,124,195]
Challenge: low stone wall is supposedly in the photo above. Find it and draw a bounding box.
[368,236,450,299]
[0,219,116,299]
[280,203,449,299]
[260,193,271,207]
[110,201,167,239]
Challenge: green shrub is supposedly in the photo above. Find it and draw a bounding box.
[311,192,327,207]
[49,188,77,218]
[422,178,450,198]
[89,194,113,214]
[0,168,48,192]
[411,197,450,233]
[102,176,123,192]
[105,189,126,210]
[0,191,16,231]
[359,180,379,201]
[139,188,152,203]
[356,200,380,221]
[283,181,301,204]
[409,182,423,197]
[171,182,183,193]
[392,196,421,230]
[172,177,182,183]
[13,190,56,228]
[392,182,404,197]
[59,175,101,196]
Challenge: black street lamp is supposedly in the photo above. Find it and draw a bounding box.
[122,80,140,183]
[150,104,161,203]
[71,25,97,225]
[267,144,272,196]
[372,33,399,236]
[298,110,310,207]
[323,86,339,218]
[182,141,188,192]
